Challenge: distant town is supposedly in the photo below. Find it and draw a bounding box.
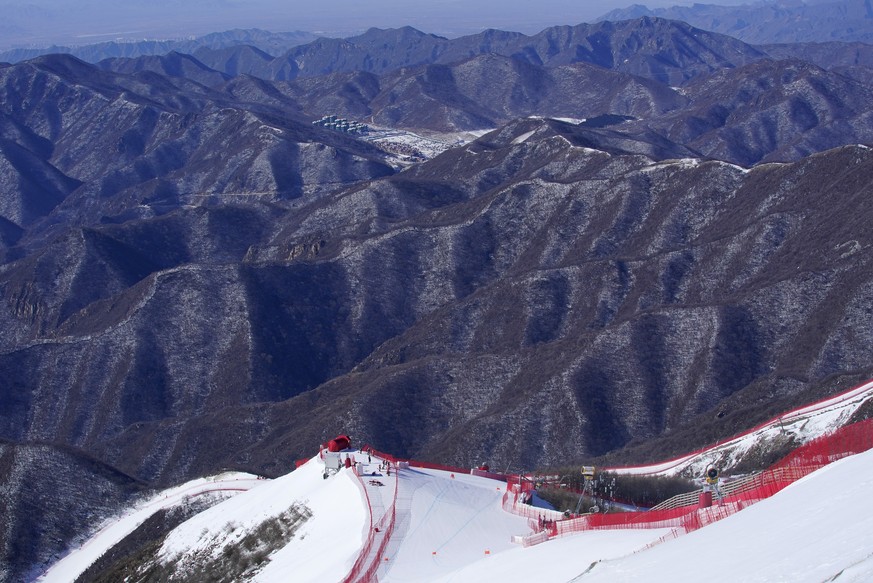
[312,115,370,135]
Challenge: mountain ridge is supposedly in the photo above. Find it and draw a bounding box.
[599,0,873,44]
[0,29,317,65]
[215,18,768,86]
[2,19,873,582]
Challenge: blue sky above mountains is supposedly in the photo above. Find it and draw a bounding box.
[1,0,752,49]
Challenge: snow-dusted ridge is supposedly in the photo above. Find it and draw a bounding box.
[363,126,489,163]
[39,472,262,582]
[607,378,873,477]
[162,459,365,582]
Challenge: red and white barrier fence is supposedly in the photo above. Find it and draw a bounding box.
[505,418,873,545]
[340,453,400,583]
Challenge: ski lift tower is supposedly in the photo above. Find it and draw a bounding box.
[574,465,598,514]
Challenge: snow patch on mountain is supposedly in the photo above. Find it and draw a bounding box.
[609,379,873,478]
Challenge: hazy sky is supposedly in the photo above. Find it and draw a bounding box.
[0,0,755,49]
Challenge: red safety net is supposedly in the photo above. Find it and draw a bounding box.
[605,378,873,475]
[360,445,472,475]
[471,468,510,481]
[341,468,399,583]
[339,445,511,580]
[502,478,569,524]
[325,408,873,559]
[519,418,873,541]
[359,446,399,464]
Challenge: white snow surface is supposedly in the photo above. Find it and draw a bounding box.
[161,457,366,582]
[379,467,530,582]
[526,115,586,125]
[37,380,873,582]
[252,459,367,582]
[581,448,873,583]
[39,435,873,583]
[609,379,873,477]
[432,529,669,582]
[552,117,587,124]
[39,472,262,583]
[364,127,482,160]
[511,130,537,145]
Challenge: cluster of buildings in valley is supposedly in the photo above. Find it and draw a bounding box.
[312,115,369,135]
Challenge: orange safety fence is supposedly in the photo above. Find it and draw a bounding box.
[471,468,510,481]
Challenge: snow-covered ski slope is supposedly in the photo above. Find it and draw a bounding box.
[380,467,552,582]
[41,445,873,583]
[581,447,873,583]
[163,457,367,582]
[39,472,262,583]
[38,378,873,582]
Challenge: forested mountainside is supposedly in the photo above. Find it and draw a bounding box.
[2,18,873,582]
[185,19,768,86]
[600,0,873,44]
[0,29,317,65]
[5,0,873,66]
